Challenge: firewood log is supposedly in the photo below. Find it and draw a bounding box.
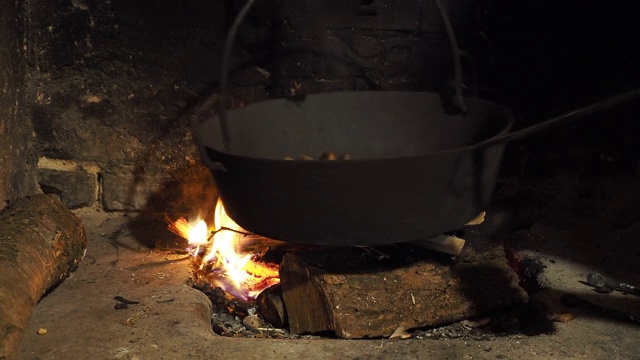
[0,194,87,359]
[280,240,527,338]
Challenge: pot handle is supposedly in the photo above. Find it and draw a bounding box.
[217,0,259,154]
[200,152,228,172]
[190,95,229,172]
[473,87,640,150]
[433,0,468,114]
[217,0,468,152]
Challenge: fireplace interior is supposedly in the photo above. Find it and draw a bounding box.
[2,0,640,359]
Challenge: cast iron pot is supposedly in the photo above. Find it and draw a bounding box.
[193,87,640,246]
[193,0,640,246]
[194,91,511,246]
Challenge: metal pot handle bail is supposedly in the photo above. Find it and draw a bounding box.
[217,0,467,153]
[218,0,259,154]
[433,0,468,114]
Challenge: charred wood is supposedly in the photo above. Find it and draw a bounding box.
[256,284,287,328]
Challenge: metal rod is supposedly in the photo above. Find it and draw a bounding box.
[474,87,640,150]
[219,0,259,153]
[561,294,640,325]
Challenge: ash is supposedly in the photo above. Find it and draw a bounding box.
[413,303,554,341]
[197,275,551,340]
[191,237,554,340]
[193,280,321,339]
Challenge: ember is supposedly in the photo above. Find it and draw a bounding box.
[168,199,280,301]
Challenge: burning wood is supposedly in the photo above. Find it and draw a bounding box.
[167,199,280,301]
[256,285,287,328]
[168,198,517,339]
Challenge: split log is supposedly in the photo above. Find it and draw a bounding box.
[256,285,287,328]
[412,234,466,256]
[280,235,527,339]
[0,194,87,359]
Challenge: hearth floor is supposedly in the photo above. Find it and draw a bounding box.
[17,208,640,360]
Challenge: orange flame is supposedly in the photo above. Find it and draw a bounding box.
[167,199,279,300]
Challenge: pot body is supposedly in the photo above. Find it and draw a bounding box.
[195,91,512,246]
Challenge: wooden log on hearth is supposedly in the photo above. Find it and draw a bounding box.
[0,194,87,359]
[280,235,527,339]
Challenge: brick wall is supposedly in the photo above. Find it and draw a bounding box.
[26,0,225,213]
[17,0,640,216]
[227,0,472,102]
[25,0,471,213]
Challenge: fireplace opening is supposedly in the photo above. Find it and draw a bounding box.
[2,0,640,358]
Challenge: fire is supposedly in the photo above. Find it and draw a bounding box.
[167,199,280,301]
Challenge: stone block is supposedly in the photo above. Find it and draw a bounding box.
[312,36,374,78]
[383,37,448,87]
[101,163,216,221]
[420,0,471,34]
[37,168,98,209]
[379,76,422,91]
[101,171,167,212]
[232,85,269,104]
[231,66,272,87]
[317,0,420,31]
[350,36,385,58]
[276,53,314,77]
[287,78,355,96]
